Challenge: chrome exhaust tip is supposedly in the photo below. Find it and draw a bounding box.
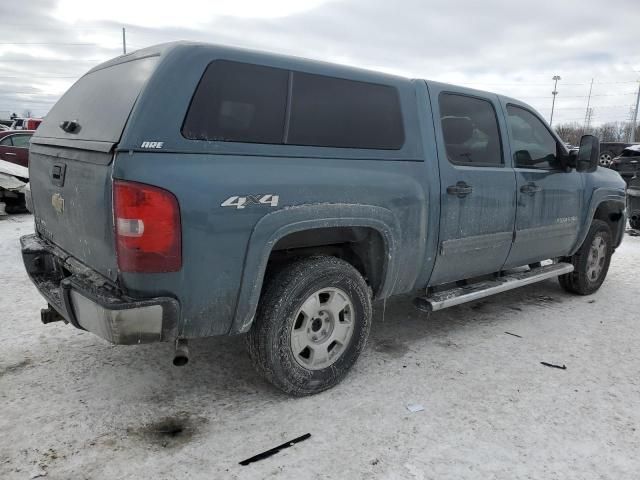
[173,338,189,367]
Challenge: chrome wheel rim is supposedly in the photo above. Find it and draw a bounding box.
[586,234,607,282]
[290,287,354,370]
[599,153,613,167]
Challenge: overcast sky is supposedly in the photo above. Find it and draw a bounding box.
[1,0,639,127]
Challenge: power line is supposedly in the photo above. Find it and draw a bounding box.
[0,75,77,79]
[518,93,638,99]
[551,105,633,109]
[0,42,97,46]
[458,80,639,86]
[3,23,131,30]
[0,59,106,62]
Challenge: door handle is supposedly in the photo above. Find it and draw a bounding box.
[4,152,16,156]
[446,181,473,198]
[520,182,542,195]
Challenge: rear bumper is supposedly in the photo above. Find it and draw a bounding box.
[21,234,179,345]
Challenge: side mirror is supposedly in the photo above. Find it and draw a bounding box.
[576,134,599,172]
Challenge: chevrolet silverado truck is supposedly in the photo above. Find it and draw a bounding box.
[21,42,627,396]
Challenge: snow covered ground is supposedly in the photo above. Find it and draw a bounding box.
[1,214,639,479]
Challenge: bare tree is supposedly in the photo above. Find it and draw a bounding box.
[554,121,640,145]
[554,122,582,145]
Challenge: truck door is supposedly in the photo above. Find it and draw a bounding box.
[0,133,30,167]
[502,103,583,268]
[427,85,516,285]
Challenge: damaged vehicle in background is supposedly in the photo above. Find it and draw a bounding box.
[599,141,637,167]
[627,173,640,230]
[10,117,42,131]
[0,130,34,168]
[20,43,627,396]
[610,144,640,185]
[0,159,29,216]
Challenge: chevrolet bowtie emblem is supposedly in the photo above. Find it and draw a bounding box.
[51,193,65,214]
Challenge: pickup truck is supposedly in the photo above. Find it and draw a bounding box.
[21,42,627,396]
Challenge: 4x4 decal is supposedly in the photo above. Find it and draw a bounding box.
[221,194,279,209]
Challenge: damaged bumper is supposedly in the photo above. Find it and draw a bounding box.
[20,234,179,345]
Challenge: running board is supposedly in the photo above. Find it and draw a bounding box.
[415,263,574,312]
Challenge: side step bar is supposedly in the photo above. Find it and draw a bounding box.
[415,263,574,312]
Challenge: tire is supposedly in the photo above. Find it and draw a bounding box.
[630,218,640,230]
[246,256,372,396]
[559,219,613,295]
[599,151,614,167]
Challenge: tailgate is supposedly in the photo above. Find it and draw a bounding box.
[29,55,159,282]
[30,145,117,280]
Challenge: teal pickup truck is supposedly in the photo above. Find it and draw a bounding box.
[21,42,626,396]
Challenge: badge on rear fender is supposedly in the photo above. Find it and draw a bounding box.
[51,193,64,214]
[140,141,164,149]
[221,194,279,209]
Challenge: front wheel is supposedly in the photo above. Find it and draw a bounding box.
[246,256,372,396]
[559,219,613,295]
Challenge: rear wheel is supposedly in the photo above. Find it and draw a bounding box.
[559,219,612,295]
[246,256,372,396]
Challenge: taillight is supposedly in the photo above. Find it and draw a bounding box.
[113,180,181,273]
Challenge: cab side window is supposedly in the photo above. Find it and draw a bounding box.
[507,105,560,170]
[439,93,503,166]
[0,137,11,146]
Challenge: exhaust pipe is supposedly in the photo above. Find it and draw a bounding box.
[41,304,65,324]
[173,338,189,367]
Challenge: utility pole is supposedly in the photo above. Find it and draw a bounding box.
[122,27,127,55]
[585,108,594,132]
[583,78,594,135]
[630,81,640,143]
[550,75,561,126]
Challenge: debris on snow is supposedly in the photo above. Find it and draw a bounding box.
[406,403,425,413]
[30,467,47,479]
[540,362,567,370]
[0,159,28,191]
[239,433,311,466]
[0,160,29,217]
[504,331,523,338]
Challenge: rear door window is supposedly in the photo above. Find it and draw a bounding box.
[439,93,503,166]
[182,60,405,150]
[11,134,31,148]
